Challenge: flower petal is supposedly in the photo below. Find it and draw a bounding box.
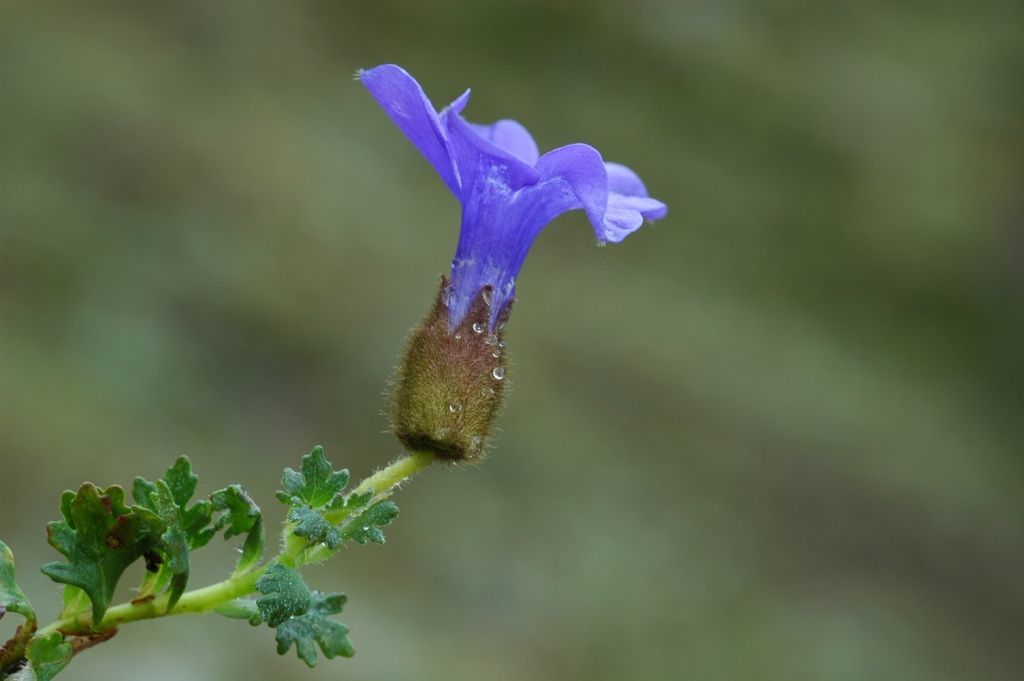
[468,119,540,165]
[360,64,460,196]
[604,161,649,196]
[534,146,667,242]
[606,161,668,222]
[611,193,668,222]
[443,88,471,116]
[444,112,540,196]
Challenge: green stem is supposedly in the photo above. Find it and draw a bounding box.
[328,451,435,522]
[35,566,263,638]
[32,452,436,641]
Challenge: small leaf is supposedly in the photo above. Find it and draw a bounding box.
[150,481,190,610]
[274,591,354,667]
[131,477,158,513]
[277,446,349,508]
[131,458,218,605]
[25,633,72,681]
[133,457,215,551]
[288,506,342,550]
[162,457,198,508]
[340,500,399,545]
[40,484,163,624]
[252,563,311,627]
[210,485,264,575]
[1,541,36,676]
[0,540,35,625]
[330,490,372,512]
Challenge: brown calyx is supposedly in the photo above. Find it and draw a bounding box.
[391,277,511,462]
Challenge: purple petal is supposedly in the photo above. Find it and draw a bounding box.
[468,120,540,165]
[534,143,609,226]
[360,63,668,331]
[611,193,668,222]
[536,146,666,242]
[606,161,668,221]
[605,162,649,196]
[360,64,460,196]
[444,112,540,196]
[443,88,471,116]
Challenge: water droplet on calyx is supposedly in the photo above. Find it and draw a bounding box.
[472,322,484,334]
[491,367,505,380]
[484,333,497,346]
[449,402,463,413]
[482,289,492,305]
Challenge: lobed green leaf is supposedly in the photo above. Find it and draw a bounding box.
[131,458,217,608]
[340,500,399,545]
[150,481,190,609]
[287,506,342,550]
[40,484,163,624]
[23,633,71,681]
[274,591,354,667]
[210,485,264,575]
[0,541,34,625]
[251,563,311,627]
[276,446,349,508]
[133,457,216,551]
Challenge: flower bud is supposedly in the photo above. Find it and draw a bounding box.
[391,278,510,462]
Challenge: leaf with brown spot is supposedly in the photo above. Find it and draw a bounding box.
[40,484,163,625]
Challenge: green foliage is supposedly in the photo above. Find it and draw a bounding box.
[210,485,264,575]
[252,563,311,627]
[287,506,343,550]
[340,500,399,545]
[274,591,354,667]
[277,446,399,552]
[1,541,37,677]
[276,446,349,508]
[132,458,215,608]
[130,459,265,604]
[0,541,34,625]
[276,447,349,549]
[149,482,191,609]
[133,458,217,551]
[40,484,162,624]
[3,447,426,678]
[22,634,71,681]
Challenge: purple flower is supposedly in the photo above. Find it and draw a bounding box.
[360,64,666,330]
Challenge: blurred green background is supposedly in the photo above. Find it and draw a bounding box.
[2,2,1022,679]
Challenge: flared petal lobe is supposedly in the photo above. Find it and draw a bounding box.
[468,120,540,165]
[360,64,460,196]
